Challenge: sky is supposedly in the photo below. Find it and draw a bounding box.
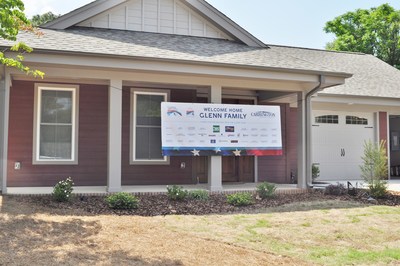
[23,0,400,49]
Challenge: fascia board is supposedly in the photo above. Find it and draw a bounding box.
[183,0,267,47]
[43,0,127,29]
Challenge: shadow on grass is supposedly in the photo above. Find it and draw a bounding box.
[0,196,183,265]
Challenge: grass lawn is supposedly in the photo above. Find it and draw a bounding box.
[1,196,400,265]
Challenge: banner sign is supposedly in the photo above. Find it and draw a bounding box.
[161,102,282,156]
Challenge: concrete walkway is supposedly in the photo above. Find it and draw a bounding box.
[6,180,400,195]
[313,179,400,192]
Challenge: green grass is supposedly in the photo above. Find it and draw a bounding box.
[162,201,400,266]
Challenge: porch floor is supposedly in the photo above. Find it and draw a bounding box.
[6,183,301,195]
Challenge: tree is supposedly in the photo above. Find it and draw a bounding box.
[324,4,400,69]
[31,11,60,27]
[360,140,388,198]
[0,0,44,77]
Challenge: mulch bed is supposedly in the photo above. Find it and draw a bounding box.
[7,189,400,217]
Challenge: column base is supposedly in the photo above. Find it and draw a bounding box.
[107,186,122,193]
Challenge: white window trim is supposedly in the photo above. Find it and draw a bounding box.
[130,88,170,165]
[33,83,79,165]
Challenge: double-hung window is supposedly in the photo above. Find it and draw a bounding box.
[131,89,169,164]
[33,84,78,164]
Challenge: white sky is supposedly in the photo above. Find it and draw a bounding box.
[22,0,400,49]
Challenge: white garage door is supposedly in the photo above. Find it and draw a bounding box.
[312,111,376,181]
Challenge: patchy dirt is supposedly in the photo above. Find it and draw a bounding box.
[7,189,400,216]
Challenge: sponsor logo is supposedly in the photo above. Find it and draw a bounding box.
[210,139,216,144]
[231,140,239,143]
[209,134,216,137]
[225,126,235,132]
[213,125,220,133]
[186,109,195,116]
[251,111,276,118]
[167,107,182,116]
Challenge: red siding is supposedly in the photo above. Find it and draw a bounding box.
[257,104,297,184]
[121,88,197,185]
[8,81,108,187]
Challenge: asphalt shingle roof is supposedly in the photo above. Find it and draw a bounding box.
[271,45,400,99]
[0,27,337,73]
[1,27,400,99]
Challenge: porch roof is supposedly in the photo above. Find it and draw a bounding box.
[0,27,351,78]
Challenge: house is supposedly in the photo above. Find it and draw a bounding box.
[273,46,400,181]
[1,0,395,194]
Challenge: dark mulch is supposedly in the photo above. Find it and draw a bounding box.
[7,189,400,217]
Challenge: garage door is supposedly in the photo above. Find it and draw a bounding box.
[312,111,376,181]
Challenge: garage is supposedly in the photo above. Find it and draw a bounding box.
[312,111,376,181]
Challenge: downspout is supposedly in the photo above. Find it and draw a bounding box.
[305,75,325,188]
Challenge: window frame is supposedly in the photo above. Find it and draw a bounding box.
[130,88,170,165]
[33,83,79,165]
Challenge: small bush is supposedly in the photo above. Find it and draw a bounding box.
[167,185,188,201]
[369,180,388,198]
[325,183,347,196]
[106,192,139,209]
[52,177,74,202]
[226,192,254,206]
[256,182,276,199]
[312,164,320,182]
[188,190,209,201]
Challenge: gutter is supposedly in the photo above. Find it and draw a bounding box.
[305,75,325,188]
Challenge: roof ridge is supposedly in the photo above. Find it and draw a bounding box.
[268,44,366,55]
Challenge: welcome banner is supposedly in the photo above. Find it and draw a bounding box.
[161,102,282,156]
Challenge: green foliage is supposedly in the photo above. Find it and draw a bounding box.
[30,11,60,27]
[0,0,28,41]
[360,140,388,198]
[226,192,254,206]
[0,0,44,78]
[256,182,276,199]
[325,4,400,68]
[312,164,320,182]
[166,185,188,201]
[106,192,139,210]
[188,190,209,201]
[52,177,74,202]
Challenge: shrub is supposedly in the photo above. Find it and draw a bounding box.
[360,140,388,198]
[166,185,188,201]
[226,192,254,206]
[52,177,74,202]
[312,164,320,182]
[256,182,276,199]
[188,190,209,201]
[106,192,139,209]
[325,183,347,196]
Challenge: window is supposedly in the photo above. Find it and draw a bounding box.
[346,116,368,125]
[33,84,78,164]
[131,90,169,164]
[315,115,339,124]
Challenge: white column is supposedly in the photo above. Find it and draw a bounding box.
[0,69,10,194]
[208,84,223,191]
[297,92,307,189]
[107,79,123,192]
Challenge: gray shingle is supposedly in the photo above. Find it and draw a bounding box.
[271,45,400,99]
[0,27,336,73]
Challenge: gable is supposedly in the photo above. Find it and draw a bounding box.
[77,0,233,40]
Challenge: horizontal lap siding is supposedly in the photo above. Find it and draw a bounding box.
[121,88,196,185]
[257,104,297,184]
[8,81,108,187]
